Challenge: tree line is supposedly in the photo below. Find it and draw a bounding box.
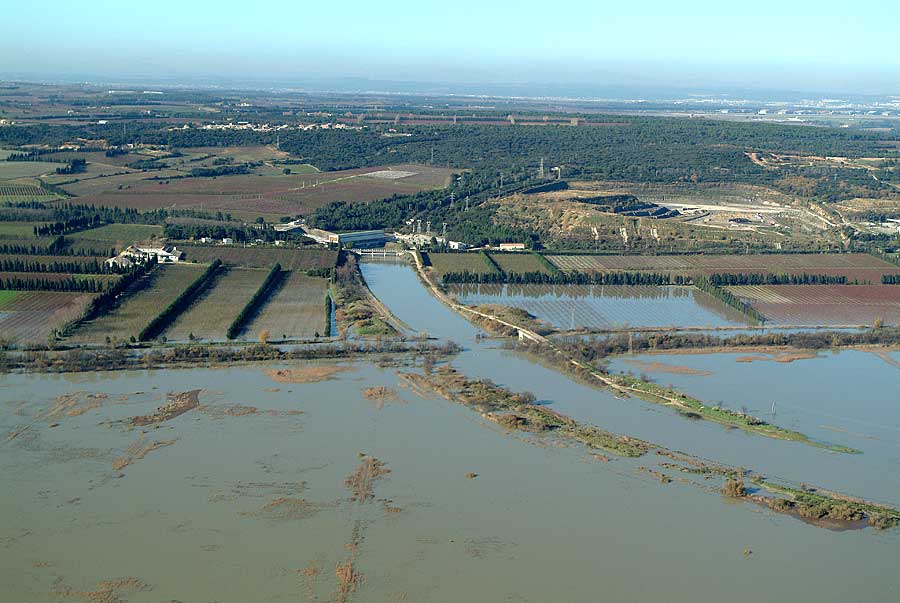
[0,257,125,275]
[1,275,115,293]
[139,260,223,341]
[226,263,284,339]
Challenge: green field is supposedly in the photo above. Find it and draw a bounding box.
[0,222,46,239]
[68,263,204,344]
[246,271,329,340]
[0,289,21,306]
[72,223,164,242]
[426,252,498,279]
[0,162,68,179]
[164,266,269,341]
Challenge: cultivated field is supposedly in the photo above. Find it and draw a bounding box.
[0,184,56,201]
[548,253,898,282]
[729,285,900,325]
[62,163,456,218]
[164,267,269,341]
[68,263,204,343]
[245,272,329,340]
[0,161,67,179]
[0,222,46,239]
[0,290,94,344]
[489,252,552,274]
[178,245,336,270]
[426,253,498,279]
[72,223,164,242]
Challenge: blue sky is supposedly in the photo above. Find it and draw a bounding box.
[3,0,899,93]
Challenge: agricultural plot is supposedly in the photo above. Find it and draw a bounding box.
[0,161,67,179]
[72,223,164,242]
[547,253,898,282]
[64,163,455,217]
[0,290,94,344]
[244,272,329,340]
[178,245,336,271]
[68,263,204,344]
[449,283,750,329]
[490,252,553,274]
[0,183,57,201]
[426,253,498,279]
[728,285,900,326]
[164,267,269,342]
[0,222,46,239]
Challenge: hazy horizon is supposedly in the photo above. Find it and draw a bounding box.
[3,0,900,97]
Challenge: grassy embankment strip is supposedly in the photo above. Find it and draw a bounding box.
[226,263,283,339]
[695,276,766,326]
[514,340,859,454]
[139,260,223,342]
[608,371,859,453]
[751,479,900,529]
[399,366,650,458]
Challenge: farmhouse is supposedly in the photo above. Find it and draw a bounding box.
[106,245,182,268]
[498,242,526,251]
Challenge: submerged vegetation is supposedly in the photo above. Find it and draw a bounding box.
[399,365,651,457]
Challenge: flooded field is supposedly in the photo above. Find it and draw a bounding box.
[448,283,749,329]
[4,359,900,602]
[2,261,899,601]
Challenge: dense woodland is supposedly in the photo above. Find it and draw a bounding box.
[3,105,900,249]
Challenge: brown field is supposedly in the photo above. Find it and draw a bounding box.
[178,245,336,271]
[489,252,552,274]
[728,285,900,325]
[63,163,455,217]
[548,253,898,281]
[0,290,94,344]
[71,223,164,243]
[68,263,205,343]
[244,272,329,340]
[164,267,269,342]
[426,253,498,279]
